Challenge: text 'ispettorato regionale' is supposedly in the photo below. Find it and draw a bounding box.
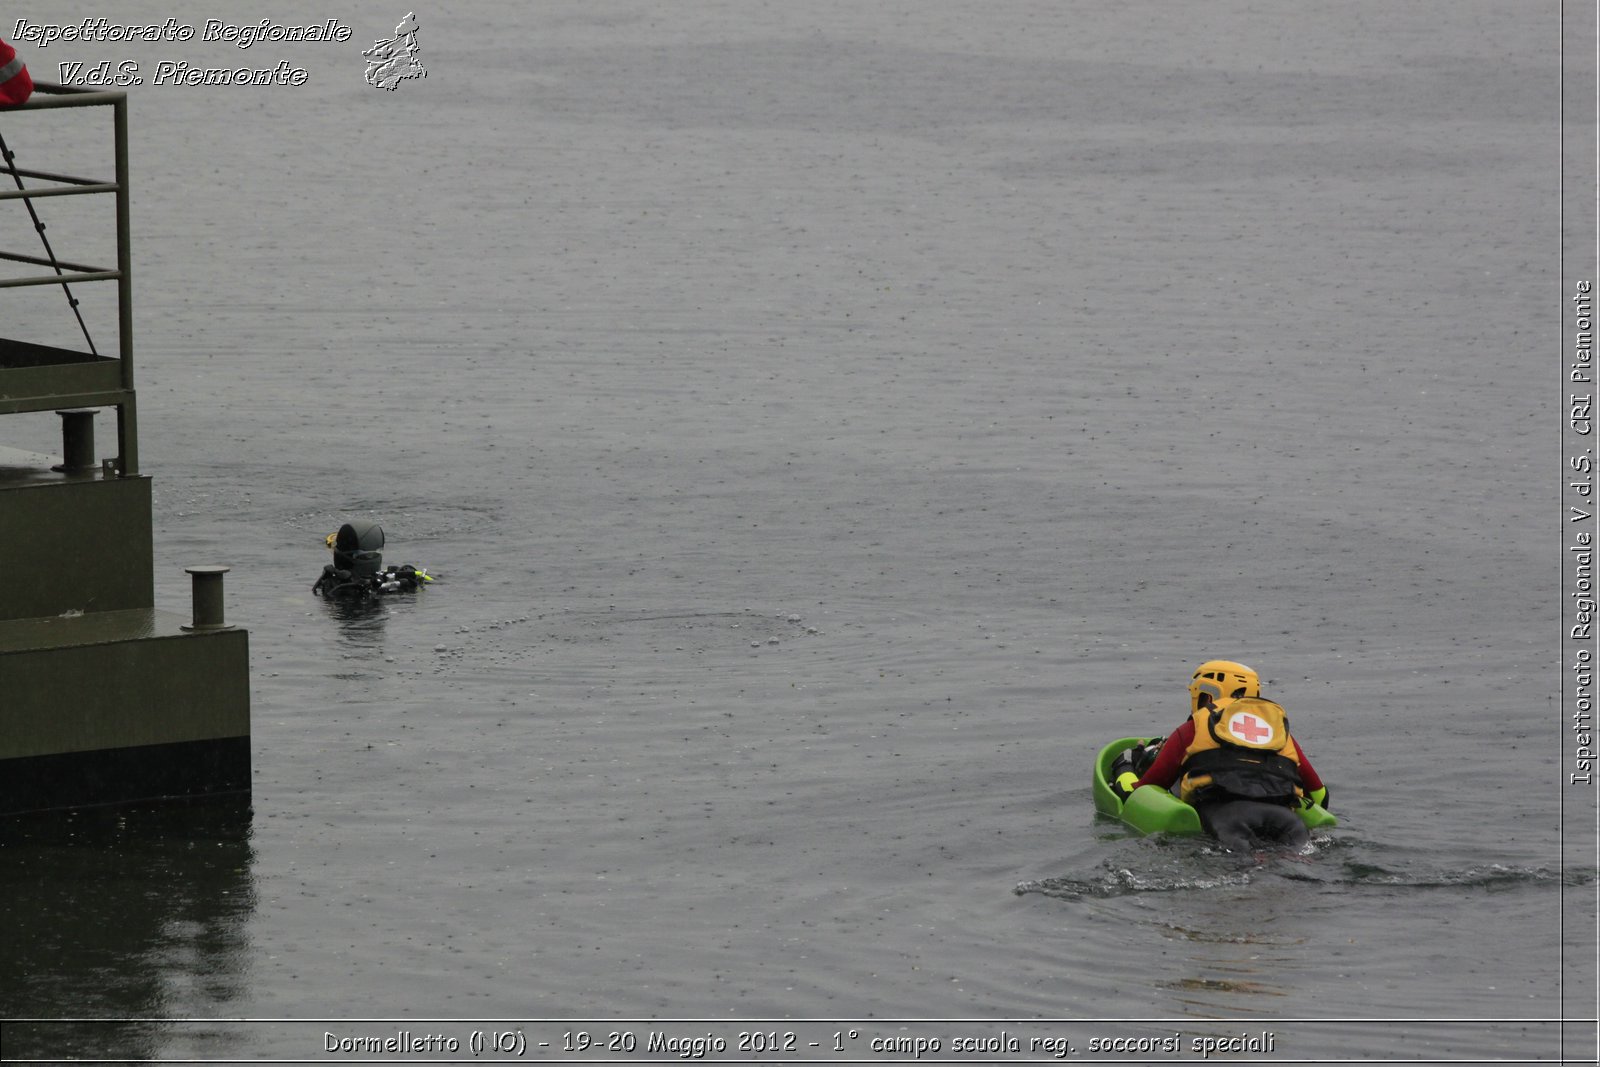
[11,18,353,50]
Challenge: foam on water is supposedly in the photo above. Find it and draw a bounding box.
[1016,835,1587,902]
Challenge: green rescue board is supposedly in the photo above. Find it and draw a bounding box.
[1093,736,1336,837]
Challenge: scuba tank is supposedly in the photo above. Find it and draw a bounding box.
[331,521,385,579]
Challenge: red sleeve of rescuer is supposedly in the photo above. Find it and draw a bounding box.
[1296,741,1324,792]
[1133,720,1194,789]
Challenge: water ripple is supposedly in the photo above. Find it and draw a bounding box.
[1017,836,1592,901]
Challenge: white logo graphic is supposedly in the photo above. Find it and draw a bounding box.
[363,12,425,90]
[1227,711,1274,746]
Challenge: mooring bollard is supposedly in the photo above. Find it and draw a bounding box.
[182,565,234,631]
[52,408,99,474]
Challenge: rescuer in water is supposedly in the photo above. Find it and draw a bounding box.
[1111,660,1330,851]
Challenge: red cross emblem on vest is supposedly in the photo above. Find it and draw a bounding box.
[1230,712,1271,744]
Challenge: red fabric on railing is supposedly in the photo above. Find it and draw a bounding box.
[0,38,34,106]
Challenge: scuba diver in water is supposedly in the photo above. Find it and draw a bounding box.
[312,521,433,599]
[1111,660,1330,851]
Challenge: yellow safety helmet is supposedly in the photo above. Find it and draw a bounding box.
[1189,659,1260,712]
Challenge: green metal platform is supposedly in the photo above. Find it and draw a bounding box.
[0,85,250,816]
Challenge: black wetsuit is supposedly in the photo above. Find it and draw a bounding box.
[1197,797,1308,852]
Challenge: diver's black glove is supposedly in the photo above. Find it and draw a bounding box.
[1132,737,1164,776]
[1299,786,1330,811]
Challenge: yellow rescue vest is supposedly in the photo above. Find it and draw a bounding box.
[1178,696,1304,804]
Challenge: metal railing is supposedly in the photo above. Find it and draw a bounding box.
[0,82,137,474]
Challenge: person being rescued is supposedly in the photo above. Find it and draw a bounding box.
[1111,659,1330,852]
[312,521,432,598]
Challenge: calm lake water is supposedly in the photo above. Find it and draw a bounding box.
[1,1,1595,1062]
